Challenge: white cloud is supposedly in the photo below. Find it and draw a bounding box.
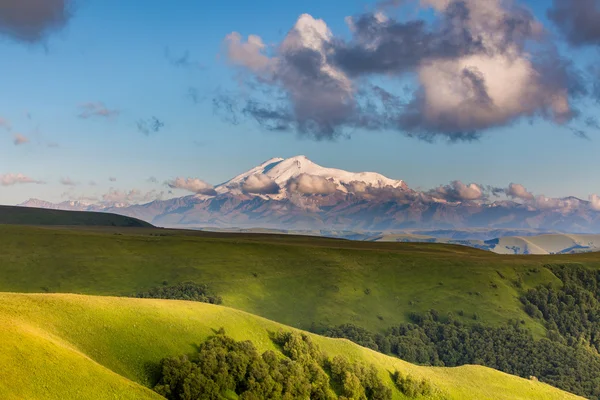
[590,194,600,211]
[407,0,571,134]
[287,174,338,195]
[167,177,217,195]
[0,173,44,186]
[433,181,483,201]
[534,195,582,211]
[242,174,280,194]
[506,183,534,201]
[224,32,272,73]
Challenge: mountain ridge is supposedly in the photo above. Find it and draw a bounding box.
[17,155,600,233]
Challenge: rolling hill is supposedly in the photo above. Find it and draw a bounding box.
[0,293,582,400]
[4,223,600,337]
[0,205,152,227]
[0,223,568,335]
[3,223,600,398]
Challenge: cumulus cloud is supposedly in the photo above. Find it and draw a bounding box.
[0,0,73,43]
[506,183,534,200]
[344,181,370,194]
[432,180,484,202]
[242,174,280,194]
[590,194,600,211]
[534,195,576,211]
[224,32,271,73]
[13,133,29,145]
[78,102,119,119]
[221,14,359,137]
[167,177,217,195]
[344,181,416,201]
[548,0,600,47]
[219,1,583,140]
[287,174,338,195]
[0,173,44,186]
[59,177,78,186]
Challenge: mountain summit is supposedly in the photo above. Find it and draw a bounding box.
[218,155,407,197]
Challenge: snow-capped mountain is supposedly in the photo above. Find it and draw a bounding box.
[218,155,407,198]
[19,199,103,211]
[16,155,600,233]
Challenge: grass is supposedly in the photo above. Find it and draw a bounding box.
[3,224,600,338]
[0,206,152,227]
[0,293,583,400]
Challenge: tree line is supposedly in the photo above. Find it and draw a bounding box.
[154,329,440,399]
[321,263,600,399]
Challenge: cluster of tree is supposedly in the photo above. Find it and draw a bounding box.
[154,330,394,399]
[521,263,600,352]
[322,313,600,398]
[134,281,223,304]
[392,371,432,398]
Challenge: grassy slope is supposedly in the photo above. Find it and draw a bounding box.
[0,293,582,400]
[0,206,152,227]
[3,225,600,337]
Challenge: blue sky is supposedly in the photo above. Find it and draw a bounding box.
[0,0,599,205]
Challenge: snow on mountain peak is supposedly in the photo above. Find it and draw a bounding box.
[218,155,405,196]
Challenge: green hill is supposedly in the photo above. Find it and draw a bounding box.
[4,224,600,397]
[0,293,582,400]
[0,205,152,227]
[2,223,598,335]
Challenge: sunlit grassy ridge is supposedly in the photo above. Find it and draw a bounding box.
[0,293,583,400]
[3,224,600,337]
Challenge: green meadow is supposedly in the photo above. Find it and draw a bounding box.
[0,293,582,400]
[2,223,599,336]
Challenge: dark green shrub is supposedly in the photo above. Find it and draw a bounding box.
[134,281,222,304]
[392,371,432,398]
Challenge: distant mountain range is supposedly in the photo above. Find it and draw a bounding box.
[18,155,600,234]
